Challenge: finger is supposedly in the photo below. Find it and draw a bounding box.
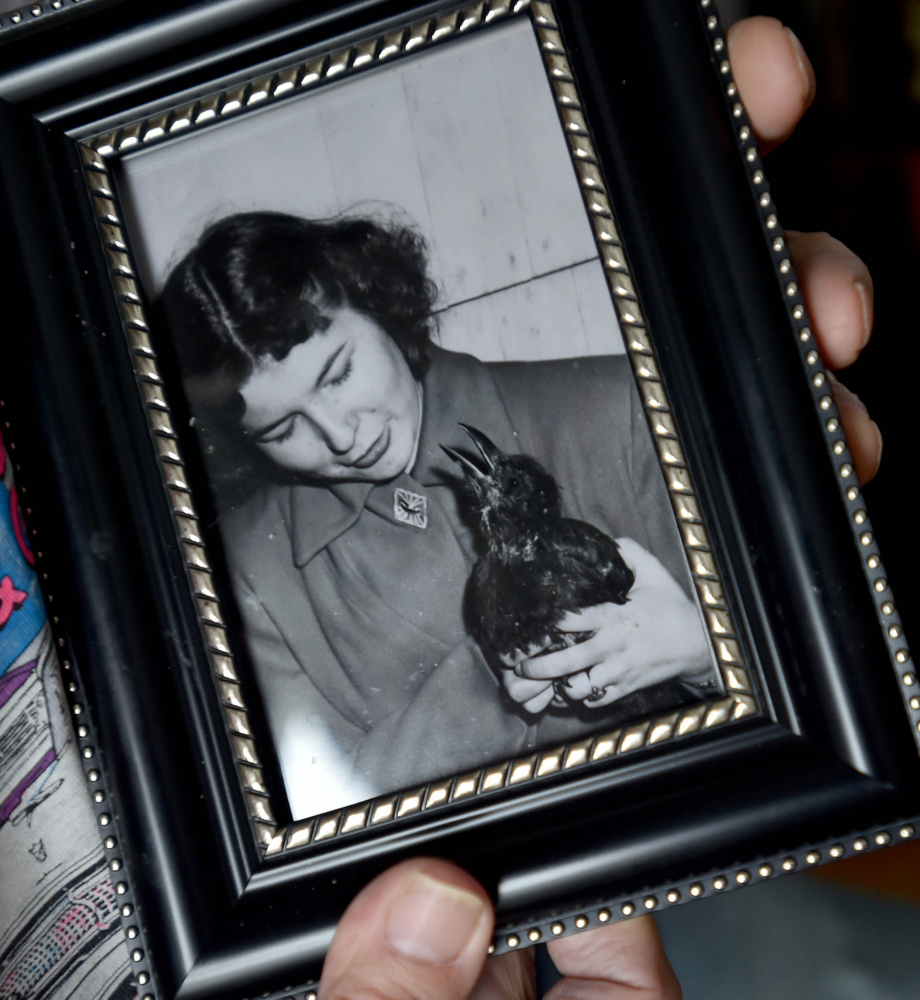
[523,684,559,714]
[582,666,621,706]
[829,374,883,483]
[517,639,602,681]
[545,917,681,1000]
[320,858,493,1000]
[727,16,815,152]
[558,669,594,701]
[580,687,618,708]
[786,231,873,368]
[503,669,555,706]
[469,950,536,1000]
[611,537,642,572]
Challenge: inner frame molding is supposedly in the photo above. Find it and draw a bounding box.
[78,0,776,856]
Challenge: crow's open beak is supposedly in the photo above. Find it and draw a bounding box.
[440,425,504,481]
[440,444,489,481]
[459,424,503,472]
[440,424,505,481]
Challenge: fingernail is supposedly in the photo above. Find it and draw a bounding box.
[784,27,815,104]
[854,280,872,349]
[386,872,488,964]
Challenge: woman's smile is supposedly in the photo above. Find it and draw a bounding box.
[350,426,391,470]
[239,307,422,482]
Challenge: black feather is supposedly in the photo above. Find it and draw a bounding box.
[440,424,634,673]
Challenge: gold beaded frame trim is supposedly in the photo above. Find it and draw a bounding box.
[77,0,758,856]
[0,0,96,32]
[697,0,918,751]
[58,652,157,998]
[486,819,919,957]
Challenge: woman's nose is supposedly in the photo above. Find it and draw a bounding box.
[310,407,356,455]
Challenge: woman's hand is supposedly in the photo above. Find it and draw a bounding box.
[501,540,709,713]
[319,858,681,1000]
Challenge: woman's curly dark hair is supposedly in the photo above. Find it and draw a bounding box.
[162,210,438,388]
[157,211,439,506]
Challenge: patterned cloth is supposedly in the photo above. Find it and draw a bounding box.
[0,430,133,1000]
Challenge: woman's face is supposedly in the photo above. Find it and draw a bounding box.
[238,307,422,483]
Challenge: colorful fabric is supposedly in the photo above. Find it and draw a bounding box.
[0,429,133,1000]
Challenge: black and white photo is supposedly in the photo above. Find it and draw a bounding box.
[117,15,719,820]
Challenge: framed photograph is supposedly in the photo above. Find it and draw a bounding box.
[1,0,917,997]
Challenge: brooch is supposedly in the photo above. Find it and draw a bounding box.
[393,488,428,529]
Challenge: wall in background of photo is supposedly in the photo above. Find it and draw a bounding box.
[117,17,623,363]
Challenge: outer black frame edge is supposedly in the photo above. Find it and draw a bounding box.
[0,0,422,111]
[2,1,919,998]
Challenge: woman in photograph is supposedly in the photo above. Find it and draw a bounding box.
[161,210,713,807]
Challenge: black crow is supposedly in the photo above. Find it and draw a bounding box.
[441,424,634,703]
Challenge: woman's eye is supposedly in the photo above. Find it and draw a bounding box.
[259,419,297,445]
[325,359,352,388]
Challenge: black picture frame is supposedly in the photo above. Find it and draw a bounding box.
[1,1,918,999]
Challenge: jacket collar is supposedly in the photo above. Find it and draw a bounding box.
[290,479,373,568]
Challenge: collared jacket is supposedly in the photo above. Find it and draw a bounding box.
[223,347,696,817]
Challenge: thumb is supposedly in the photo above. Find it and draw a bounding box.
[320,858,494,1000]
